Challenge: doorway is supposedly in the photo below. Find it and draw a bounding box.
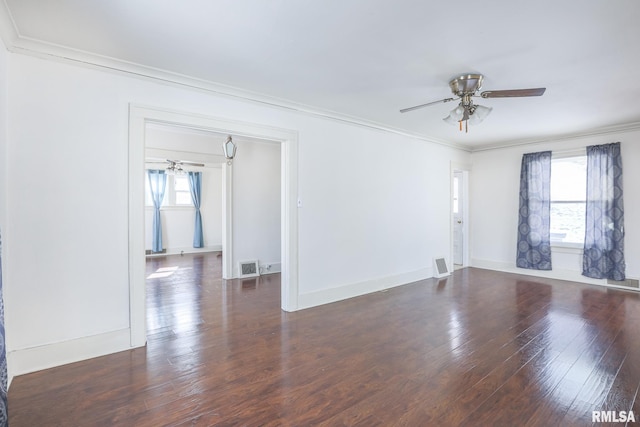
[128,105,299,348]
[451,166,470,270]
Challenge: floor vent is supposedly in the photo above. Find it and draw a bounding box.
[238,260,260,278]
[433,257,450,278]
[607,278,640,289]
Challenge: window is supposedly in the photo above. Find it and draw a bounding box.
[173,175,192,205]
[145,172,193,207]
[550,156,586,245]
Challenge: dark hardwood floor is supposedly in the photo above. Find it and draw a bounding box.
[8,252,640,426]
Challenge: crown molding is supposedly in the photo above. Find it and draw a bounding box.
[0,0,19,49]
[470,121,640,153]
[0,11,469,153]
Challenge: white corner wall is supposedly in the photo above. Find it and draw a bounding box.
[4,52,470,377]
[0,42,7,387]
[470,129,640,284]
[232,140,281,276]
[296,126,468,308]
[0,44,6,233]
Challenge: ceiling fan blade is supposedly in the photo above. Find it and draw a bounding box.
[400,98,456,113]
[480,88,546,98]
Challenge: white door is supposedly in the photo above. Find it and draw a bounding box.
[453,172,463,265]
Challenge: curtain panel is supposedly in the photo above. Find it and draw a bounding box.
[516,151,552,270]
[147,170,167,253]
[582,142,626,280]
[188,172,204,248]
[0,230,8,426]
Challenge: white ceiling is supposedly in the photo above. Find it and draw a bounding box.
[2,0,640,150]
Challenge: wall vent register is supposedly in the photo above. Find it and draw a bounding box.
[238,260,260,278]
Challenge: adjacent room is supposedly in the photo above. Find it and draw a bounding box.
[0,1,639,425]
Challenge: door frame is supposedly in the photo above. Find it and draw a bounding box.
[128,104,299,347]
[450,162,470,270]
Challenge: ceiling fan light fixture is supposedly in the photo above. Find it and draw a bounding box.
[443,104,465,125]
[468,104,493,125]
[401,72,545,133]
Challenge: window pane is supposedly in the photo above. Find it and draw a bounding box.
[174,175,190,191]
[175,192,192,205]
[550,157,586,201]
[550,202,585,244]
[550,156,587,244]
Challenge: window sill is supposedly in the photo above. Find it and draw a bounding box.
[145,205,194,211]
[551,242,584,254]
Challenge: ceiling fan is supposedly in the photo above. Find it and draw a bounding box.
[146,159,205,175]
[400,73,546,133]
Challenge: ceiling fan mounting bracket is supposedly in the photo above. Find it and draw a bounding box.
[449,73,484,96]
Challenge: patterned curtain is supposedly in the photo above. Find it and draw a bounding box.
[0,229,7,425]
[516,151,552,270]
[582,142,625,280]
[147,170,167,253]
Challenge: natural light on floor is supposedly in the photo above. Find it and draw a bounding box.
[147,266,179,279]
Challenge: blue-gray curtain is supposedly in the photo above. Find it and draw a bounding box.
[188,171,204,248]
[516,151,552,270]
[582,142,625,280]
[147,170,167,253]
[0,229,8,425]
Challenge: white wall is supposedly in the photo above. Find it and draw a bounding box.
[298,125,465,303]
[233,140,281,275]
[4,52,470,376]
[0,40,8,389]
[470,129,640,284]
[0,44,7,254]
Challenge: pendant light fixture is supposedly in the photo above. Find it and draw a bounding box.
[223,135,237,165]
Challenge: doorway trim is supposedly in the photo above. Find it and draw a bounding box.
[450,162,471,270]
[128,104,299,347]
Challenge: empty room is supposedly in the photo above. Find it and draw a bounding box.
[0,1,639,426]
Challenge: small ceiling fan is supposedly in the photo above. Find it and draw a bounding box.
[400,73,546,133]
[145,159,205,175]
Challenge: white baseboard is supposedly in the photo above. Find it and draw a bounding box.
[7,328,135,386]
[146,245,222,257]
[298,267,433,310]
[259,262,281,276]
[471,258,610,286]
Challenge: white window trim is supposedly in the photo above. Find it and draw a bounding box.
[551,241,583,251]
[144,205,194,211]
[551,148,586,159]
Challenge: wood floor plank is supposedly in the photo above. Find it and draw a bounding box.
[7,254,640,426]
